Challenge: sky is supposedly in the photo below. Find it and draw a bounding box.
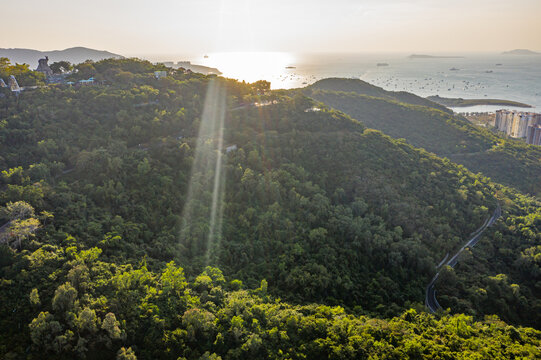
[2,0,540,56]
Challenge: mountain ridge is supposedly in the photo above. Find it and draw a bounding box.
[0,46,123,66]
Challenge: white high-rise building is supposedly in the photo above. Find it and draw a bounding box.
[494,110,540,140]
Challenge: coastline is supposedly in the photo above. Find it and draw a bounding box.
[450,104,537,113]
[427,95,532,108]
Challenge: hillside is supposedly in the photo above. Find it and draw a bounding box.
[3,255,540,359]
[0,46,123,66]
[0,59,540,359]
[306,79,541,197]
[307,78,451,112]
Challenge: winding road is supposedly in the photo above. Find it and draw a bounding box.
[425,204,501,313]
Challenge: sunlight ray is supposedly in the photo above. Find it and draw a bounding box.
[179,79,227,266]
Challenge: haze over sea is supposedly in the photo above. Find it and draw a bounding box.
[151,52,541,112]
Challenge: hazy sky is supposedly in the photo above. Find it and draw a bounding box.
[2,0,540,56]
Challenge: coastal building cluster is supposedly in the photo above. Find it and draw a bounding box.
[495,110,541,145]
[35,56,95,86]
[1,57,95,96]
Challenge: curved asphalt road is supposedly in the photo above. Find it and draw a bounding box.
[425,204,501,313]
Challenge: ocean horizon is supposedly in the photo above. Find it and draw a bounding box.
[145,52,541,112]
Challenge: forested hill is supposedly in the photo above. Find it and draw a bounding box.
[0,59,540,359]
[306,79,541,197]
[309,78,451,112]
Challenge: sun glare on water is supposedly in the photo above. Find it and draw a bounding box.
[198,52,296,88]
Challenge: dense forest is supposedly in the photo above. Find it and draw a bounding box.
[0,59,540,359]
[307,78,541,197]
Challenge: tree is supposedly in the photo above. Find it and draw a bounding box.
[0,57,10,69]
[251,80,271,94]
[0,62,45,86]
[6,217,40,248]
[52,282,78,313]
[2,201,35,220]
[73,62,96,80]
[50,61,72,74]
[102,313,122,340]
[29,288,41,307]
[28,312,63,352]
[116,347,137,360]
[74,307,99,334]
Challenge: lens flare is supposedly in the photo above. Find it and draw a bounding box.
[179,79,227,266]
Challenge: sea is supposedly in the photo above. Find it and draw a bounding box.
[154,52,541,113]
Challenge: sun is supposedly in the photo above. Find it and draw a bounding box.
[198,52,296,88]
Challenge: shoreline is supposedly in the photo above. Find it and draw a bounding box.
[427,95,532,108]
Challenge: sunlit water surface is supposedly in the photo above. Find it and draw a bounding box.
[191,52,541,111]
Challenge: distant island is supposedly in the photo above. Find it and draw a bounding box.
[0,46,122,65]
[408,54,464,59]
[502,49,540,55]
[180,62,221,75]
[427,95,532,108]
[158,61,221,75]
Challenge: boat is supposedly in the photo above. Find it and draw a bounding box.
[485,70,493,73]
[449,67,459,71]
[204,55,209,58]
[285,66,296,69]
[496,63,502,66]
